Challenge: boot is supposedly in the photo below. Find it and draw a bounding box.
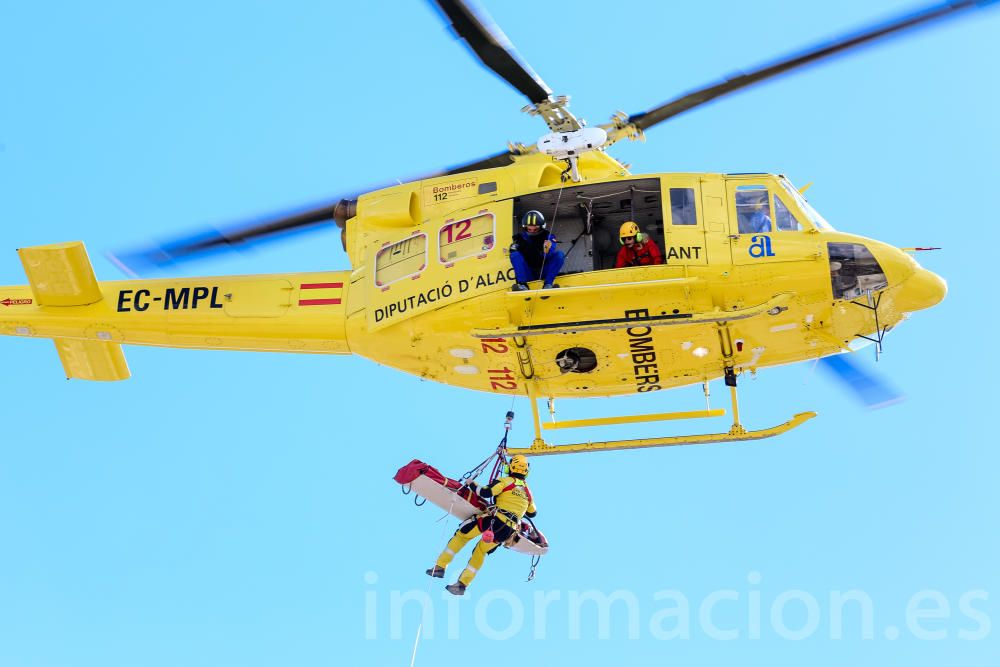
[425,566,445,578]
[445,581,467,596]
[512,283,529,292]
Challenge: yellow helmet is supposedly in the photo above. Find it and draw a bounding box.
[508,454,530,476]
[619,221,643,244]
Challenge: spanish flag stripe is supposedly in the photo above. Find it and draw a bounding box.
[298,281,344,307]
[299,298,342,306]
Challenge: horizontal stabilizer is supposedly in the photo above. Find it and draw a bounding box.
[54,339,131,381]
[18,242,103,307]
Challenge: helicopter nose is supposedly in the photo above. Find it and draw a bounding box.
[894,267,947,313]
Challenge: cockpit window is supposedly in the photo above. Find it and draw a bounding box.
[735,185,772,233]
[779,178,834,230]
[774,196,803,231]
[828,243,887,300]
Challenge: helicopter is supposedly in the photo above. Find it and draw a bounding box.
[1,0,984,457]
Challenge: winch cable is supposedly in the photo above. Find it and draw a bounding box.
[534,180,567,288]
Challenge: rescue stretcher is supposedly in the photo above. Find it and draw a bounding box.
[394,459,549,556]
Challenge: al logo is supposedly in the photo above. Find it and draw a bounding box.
[749,235,775,258]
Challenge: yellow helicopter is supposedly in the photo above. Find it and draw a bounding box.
[1,0,980,457]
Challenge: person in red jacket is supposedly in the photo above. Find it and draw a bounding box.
[614,221,664,268]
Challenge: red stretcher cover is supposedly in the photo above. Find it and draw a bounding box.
[394,459,548,556]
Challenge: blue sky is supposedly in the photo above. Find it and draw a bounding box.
[1,1,998,665]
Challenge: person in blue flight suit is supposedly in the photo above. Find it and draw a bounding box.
[509,210,565,290]
[749,200,772,233]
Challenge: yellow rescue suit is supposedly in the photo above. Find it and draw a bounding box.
[434,475,537,587]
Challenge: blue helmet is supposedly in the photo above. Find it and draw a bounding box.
[520,210,546,230]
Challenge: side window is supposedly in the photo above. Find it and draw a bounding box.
[774,196,803,231]
[439,213,495,264]
[374,233,427,287]
[669,188,697,226]
[735,185,772,234]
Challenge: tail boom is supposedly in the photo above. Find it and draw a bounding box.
[2,242,352,380]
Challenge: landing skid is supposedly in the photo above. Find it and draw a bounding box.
[510,367,816,456]
[507,411,816,457]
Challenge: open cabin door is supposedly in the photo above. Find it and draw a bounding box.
[512,177,669,275]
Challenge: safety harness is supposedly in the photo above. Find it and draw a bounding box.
[459,410,542,581]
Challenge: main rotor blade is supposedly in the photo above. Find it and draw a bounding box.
[107,199,351,275]
[107,150,522,275]
[443,148,518,175]
[431,0,552,104]
[818,354,904,410]
[625,0,995,133]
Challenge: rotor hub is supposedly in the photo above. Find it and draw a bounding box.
[536,127,608,160]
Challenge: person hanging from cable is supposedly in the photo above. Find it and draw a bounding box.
[614,221,664,268]
[509,210,565,291]
[426,454,538,595]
